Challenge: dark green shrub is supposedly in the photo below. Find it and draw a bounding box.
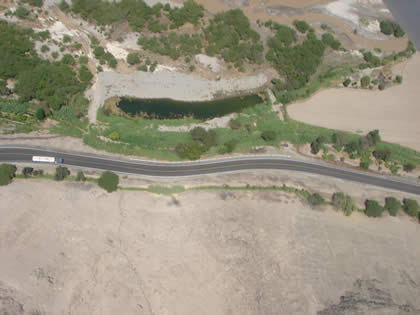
[35,108,46,121]
[373,148,392,162]
[59,0,70,12]
[293,20,310,33]
[395,75,403,84]
[385,197,401,216]
[127,52,140,65]
[343,78,351,87]
[0,164,16,186]
[15,6,30,19]
[79,65,93,82]
[380,20,394,35]
[403,199,419,217]
[322,33,341,50]
[61,54,75,65]
[365,200,384,217]
[309,193,324,206]
[332,132,348,151]
[378,83,385,90]
[54,166,70,181]
[98,171,119,192]
[22,167,34,178]
[22,0,43,7]
[175,141,206,160]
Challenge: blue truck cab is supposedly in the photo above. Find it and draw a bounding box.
[57,157,64,163]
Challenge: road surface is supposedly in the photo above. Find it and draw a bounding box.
[0,146,419,195]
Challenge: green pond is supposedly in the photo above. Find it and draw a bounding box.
[117,94,264,120]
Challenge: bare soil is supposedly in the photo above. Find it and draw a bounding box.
[0,181,419,315]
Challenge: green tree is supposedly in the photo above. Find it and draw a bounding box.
[76,171,86,182]
[127,52,140,65]
[0,80,9,95]
[15,6,30,19]
[385,197,401,216]
[59,0,70,12]
[393,23,405,38]
[361,76,371,88]
[293,20,310,33]
[0,164,16,185]
[79,65,93,82]
[35,108,46,121]
[322,33,341,50]
[175,141,205,160]
[373,148,392,162]
[395,75,403,84]
[261,130,276,142]
[98,171,119,192]
[403,199,419,217]
[332,132,348,151]
[61,54,75,65]
[55,166,70,181]
[365,199,384,217]
[22,0,43,7]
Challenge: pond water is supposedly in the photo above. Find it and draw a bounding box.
[117,94,264,120]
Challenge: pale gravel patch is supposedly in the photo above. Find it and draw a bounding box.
[106,42,129,60]
[195,54,223,73]
[158,113,237,132]
[86,70,268,123]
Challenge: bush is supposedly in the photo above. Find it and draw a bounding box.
[79,56,88,64]
[35,108,46,121]
[127,52,140,65]
[98,171,119,192]
[55,166,70,181]
[76,171,86,182]
[365,200,384,217]
[15,6,30,19]
[373,148,392,162]
[361,76,371,88]
[310,136,326,154]
[22,167,34,178]
[190,127,218,150]
[332,132,348,151]
[0,164,16,186]
[385,197,401,216]
[22,0,43,7]
[61,54,75,65]
[293,20,310,33]
[380,20,394,35]
[79,65,93,82]
[403,162,416,172]
[219,139,238,154]
[59,0,70,12]
[308,193,324,206]
[403,199,419,217]
[343,78,351,87]
[322,33,341,50]
[378,83,385,90]
[395,75,403,84]
[229,118,241,130]
[261,130,276,142]
[41,45,50,53]
[332,192,356,216]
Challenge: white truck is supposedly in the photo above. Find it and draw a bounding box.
[32,156,63,163]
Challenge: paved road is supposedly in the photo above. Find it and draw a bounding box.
[0,146,419,195]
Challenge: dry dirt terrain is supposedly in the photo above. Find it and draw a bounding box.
[1,181,419,315]
[289,52,420,152]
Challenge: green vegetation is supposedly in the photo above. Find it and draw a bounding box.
[308,192,325,206]
[98,171,119,192]
[322,33,341,50]
[380,20,405,38]
[59,0,70,12]
[15,6,31,19]
[261,130,276,142]
[22,0,43,7]
[403,199,419,217]
[395,75,403,84]
[267,26,325,102]
[127,52,141,65]
[76,171,86,182]
[363,51,381,67]
[360,76,371,88]
[0,163,16,186]
[293,20,310,33]
[175,127,219,160]
[343,78,351,87]
[332,192,356,216]
[168,0,204,28]
[54,166,70,181]
[365,199,384,217]
[385,197,401,216]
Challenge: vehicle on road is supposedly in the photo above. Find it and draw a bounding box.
[32,156,63,164]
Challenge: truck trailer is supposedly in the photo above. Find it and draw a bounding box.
[32,156,63,163]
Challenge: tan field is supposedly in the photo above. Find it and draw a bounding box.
[1,180,420,315]
[289,52,420,152]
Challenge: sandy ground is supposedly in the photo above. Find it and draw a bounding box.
[289,52,420,152]
[86,71,269,123]
[0,180,419,315]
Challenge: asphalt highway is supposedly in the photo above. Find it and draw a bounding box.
[0,146,419,195]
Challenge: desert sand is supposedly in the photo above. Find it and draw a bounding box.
[0,181,419,315]
[289,53,420,152]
